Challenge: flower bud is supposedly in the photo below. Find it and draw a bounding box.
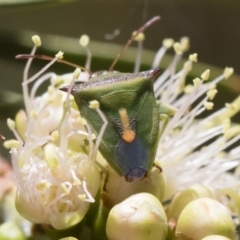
[15,152,100,230]
[105,166,165,207]
[0,221,27,240]
[106,193,168,240]
[201,235,231,240]
[10,73,101,230]
[167,184,215,221]
[59,237,78,240]
[176,198,235,240]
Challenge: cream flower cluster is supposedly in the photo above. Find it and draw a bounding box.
[4,31,240,236]
[5,36,100,230]
[151,38,240,200]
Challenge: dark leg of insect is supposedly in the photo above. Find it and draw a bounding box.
[153,162,162,173]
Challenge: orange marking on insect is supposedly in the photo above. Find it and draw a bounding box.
[118,108,136,143]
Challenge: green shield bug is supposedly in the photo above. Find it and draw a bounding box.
[59,16,172,182]
[61,69,161,181]
[17,16,174,182]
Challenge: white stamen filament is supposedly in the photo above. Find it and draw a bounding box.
[30,72,56,103]
[22,57,58,86]
[134,41,143,73]
[85,47,92,70]
[83,180,94,203]
[154,54,182,97]
[23,45,37,115]
[92,108,108,162]
[152,46,167,69]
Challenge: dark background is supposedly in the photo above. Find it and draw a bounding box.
[0,0,240,157]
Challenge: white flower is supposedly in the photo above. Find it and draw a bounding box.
[150,39,240,201]
[6,37,101,230]
[6,31,240,232]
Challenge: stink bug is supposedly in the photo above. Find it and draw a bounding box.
[61,69,161,181]
[60,16,169,182]
[17,16,173,182]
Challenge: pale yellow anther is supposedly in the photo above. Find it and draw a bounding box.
[162,38,174,49]
[223,67,234,79]
[91,134,97,140]
[31,146,43,158]
[204,101,214,110]
[7,118,15,131]
[46,95,54,104]
[89,100,100,109]
[51,76,63,86]
[207,89,218,100]
[61,183,71,195]
[30,110,38,120]
[3,139,21,149]
[232,125,240,136]
[55,51,64,59]
[208,84,216,90]
[36,180,51,190]
[78,194,86,201]
[73,178,82,186]
[225,103,236,110]
[193,78,201,88]
[189,53,198,62]
[184,84,194,93]
[222,118,231,125]
[79,34,90,47]
[77,117,87,125]
[132,31,145,42]
[50,130,59,142]
[201,69,210,81]
[222,118,231,132]
[173,42,183,55]
[224,126,240,140]
[47,85,54,94]
[44,143,58,169]
[217,151,227,158]
[32,35,41,47]
[73,68,81,79]
[180,37,190,51]
[224,128,233,140]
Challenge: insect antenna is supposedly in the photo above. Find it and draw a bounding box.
[16,54,92,75]
[109,15,161,71]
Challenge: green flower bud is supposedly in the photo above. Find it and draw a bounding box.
[105,165,165,208]
[176,198,235,240]
[0,221,26,240]
[201,235,231,240]
[59,237,78,240]
[106,193,168,240]
[167,184,215,221]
